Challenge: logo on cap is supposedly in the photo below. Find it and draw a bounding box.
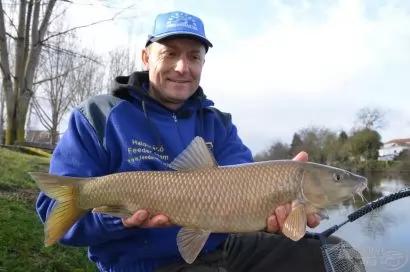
[166,12,199,32]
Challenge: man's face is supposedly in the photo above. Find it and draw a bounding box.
[142,37,206,110]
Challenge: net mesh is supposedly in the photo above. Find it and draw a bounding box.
[321,241,366,272]
[315,187,410,272]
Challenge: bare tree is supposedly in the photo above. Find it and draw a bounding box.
[355,106,388,130]
[0,0,58,145]
[31,17,78,145]
[0,0,141,145]
[68,48,105,107]
[103,22,141,91]
[104,45,137,92]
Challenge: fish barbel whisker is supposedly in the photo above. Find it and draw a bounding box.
[356,191,365,203]
[355,181,368,203]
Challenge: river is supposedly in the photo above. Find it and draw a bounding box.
[307,173,410,272]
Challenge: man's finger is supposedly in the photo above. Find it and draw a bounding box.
[134,210,149,224]
[266,215,279,233]
[275,205,287,229]
[139,214,172,228]
[307,214,321,228]
[149,214,170,227]
[122,210,149,227]
[292,151,308,162]
[285,202,291,213]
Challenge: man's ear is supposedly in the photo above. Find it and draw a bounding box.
[141,48,150,70]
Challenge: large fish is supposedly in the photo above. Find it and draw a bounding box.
[29,136,368,264]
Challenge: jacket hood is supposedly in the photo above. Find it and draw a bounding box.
[109,71,215,154]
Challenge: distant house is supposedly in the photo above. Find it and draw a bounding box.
[25,130,60,146]
[378,138,410,161]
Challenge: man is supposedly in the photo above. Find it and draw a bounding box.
[36,10,365,272]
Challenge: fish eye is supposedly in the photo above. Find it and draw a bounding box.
[333,173,344,182]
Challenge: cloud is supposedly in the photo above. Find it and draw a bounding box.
[198,0,410,153]
[35,0,410,156]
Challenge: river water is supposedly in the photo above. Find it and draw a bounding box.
[308,173,410,272]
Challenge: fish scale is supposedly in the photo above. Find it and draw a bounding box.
[29,136,368,264]
[75,163,303,232]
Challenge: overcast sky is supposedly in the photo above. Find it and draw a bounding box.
[59,0,410,154]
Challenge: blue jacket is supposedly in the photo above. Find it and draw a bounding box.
[35,71,254,271]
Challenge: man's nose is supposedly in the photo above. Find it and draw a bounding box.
[174,57,189,73]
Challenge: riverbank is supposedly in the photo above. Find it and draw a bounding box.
[328,158,410,175]
[0,147,97,272]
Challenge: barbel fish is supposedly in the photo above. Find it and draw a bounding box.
[29,136,368,264]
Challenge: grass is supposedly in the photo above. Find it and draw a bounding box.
[0,148,50,190]
[0,147,98,272]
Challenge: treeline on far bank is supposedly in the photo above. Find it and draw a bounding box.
[253,107,410,173]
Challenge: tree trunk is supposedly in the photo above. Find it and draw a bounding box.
[4,76,15,145]
[2,0,57,145]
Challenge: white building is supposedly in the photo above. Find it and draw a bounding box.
[378,138,410,161]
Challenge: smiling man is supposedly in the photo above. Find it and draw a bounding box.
[35,10,366,272]
[143,39,205,109]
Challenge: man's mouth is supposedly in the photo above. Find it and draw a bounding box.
[168,79,190,83]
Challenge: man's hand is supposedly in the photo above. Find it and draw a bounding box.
[265,151,321,233]
[122,210,172,228]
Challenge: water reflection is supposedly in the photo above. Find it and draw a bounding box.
[308,173,410,272]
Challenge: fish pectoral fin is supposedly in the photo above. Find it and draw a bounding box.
[282,204,307,242]
[176,227,211,264]
[169,136,218,171]
[92,205,133,218]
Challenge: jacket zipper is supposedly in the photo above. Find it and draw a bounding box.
[172,113,185,150]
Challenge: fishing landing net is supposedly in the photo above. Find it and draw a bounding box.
[304,187,410,272]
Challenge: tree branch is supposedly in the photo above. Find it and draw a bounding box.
[34,71,69,86]
[23,0,57,95]
[31,95,52,130]
[47,1,71,26]
[0,0,14,111]
[42,42,103,65]
[33,62,84,85]
[38,0,57,42]
[14,0,27,93]
[23,0,33,74]
[40,3,137,44]
[1,5,18,35]
[5,31,17,40]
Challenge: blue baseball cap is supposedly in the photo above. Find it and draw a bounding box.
[145,11,213,52]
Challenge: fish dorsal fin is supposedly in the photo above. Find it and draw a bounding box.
[169,136,218,171]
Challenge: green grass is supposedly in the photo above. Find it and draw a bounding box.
[0,147,98,272]
[0,148,50,190]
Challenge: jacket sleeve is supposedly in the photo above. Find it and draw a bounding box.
[35,109,140,247]
[213,113,254,166]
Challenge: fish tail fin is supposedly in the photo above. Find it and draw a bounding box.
[29,172,90,247]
